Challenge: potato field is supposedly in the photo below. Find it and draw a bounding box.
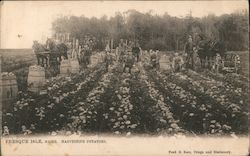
[1,51,249,137]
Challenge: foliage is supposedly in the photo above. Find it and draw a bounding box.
[52,10,249,51]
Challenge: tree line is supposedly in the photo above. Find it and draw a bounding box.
[52,9,249,51]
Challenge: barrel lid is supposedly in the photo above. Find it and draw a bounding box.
[61,59,71,63]
[1,72,16,79]
[29,65,45,71]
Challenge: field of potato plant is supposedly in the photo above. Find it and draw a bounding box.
[2,53,249,137]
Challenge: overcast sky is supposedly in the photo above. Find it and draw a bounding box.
[0,1,248,49]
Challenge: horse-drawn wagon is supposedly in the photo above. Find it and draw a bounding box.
[194,38,241,74]
[32,39,69,76]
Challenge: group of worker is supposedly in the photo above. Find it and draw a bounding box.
[103,39,142,73]
[79,40,94,68]
[33,35,203,77]
[103,38,189,73]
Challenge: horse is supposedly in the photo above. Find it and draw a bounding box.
[32,41,49,67]
[45,39,68,76]
[196,39,210,68]
[210,40,226,59]
[57,43,68,60]
[197,39,226,69]
[45,38,68,62]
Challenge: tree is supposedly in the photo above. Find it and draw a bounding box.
[51,9,249,51]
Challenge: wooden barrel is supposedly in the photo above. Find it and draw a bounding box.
[100,53,106,62]
[27,65,46,93]
[70,59,80,74]
[90,55,100,67]
[60,59,71,76]
[0,72,18,112]
[159,55,171,71]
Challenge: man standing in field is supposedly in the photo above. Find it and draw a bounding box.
[184,35,194,69]
[172,52,184,72]
[132,42,141,62]
[104,50,113,71]
[49,52,60,76]
[123,51,135,74]
[81,44,91,68]
[150,50,159,69]
[105,43,110,52]
[214,53,222,73]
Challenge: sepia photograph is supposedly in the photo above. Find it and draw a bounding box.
[0,0,249,155]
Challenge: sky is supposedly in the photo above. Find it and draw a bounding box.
[0,1,248,49]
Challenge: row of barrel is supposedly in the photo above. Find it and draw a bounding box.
[0,53,105,113]
[28,58,81,93]
[29,53,104,93]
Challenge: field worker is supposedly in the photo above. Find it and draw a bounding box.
[172,52,177,71]
[140,49,145,62]
[179,53,185,69]
[150,50,158,69]
[71,47,77,60]
[105,43,110,52]
[196,35,207,68]
[214,53,222,73]
[149,49,154,61]
[184,35,194,69]
[188,35,192,43]
[192,47,201,71]
[127,44,132,53]
[67,42,73,57]
[155,50,160,57]
[115,47,120,62]
[132,42,141,62]
[139,47,142,56]
[123,51,135,74]
[78,45,82,59]
[49,52,60,76]
[89,39,94,51]
[79,48,85,66]
[83,44,91,67]
[173,52,184,72]
[120,41,127,58]
[118,44,125,63]
[3,126,9,136]
[141,50,147,63]
[104,51,113,71]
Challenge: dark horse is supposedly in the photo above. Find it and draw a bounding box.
[32,39,68,67]
[32,41,49,67]
[197,38,226,68]
[45,38,69,76]
[45,38,68,61]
